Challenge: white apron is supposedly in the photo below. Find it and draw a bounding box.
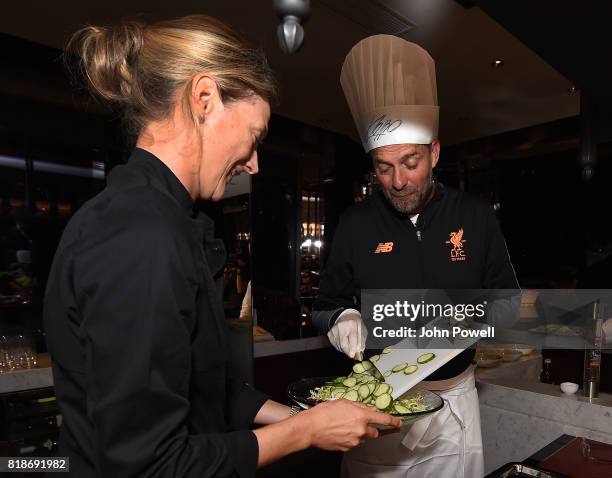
[342,366,484,478]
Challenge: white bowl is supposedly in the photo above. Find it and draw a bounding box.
[560,382,579,394]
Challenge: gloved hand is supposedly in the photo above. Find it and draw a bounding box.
[327,309,367,360]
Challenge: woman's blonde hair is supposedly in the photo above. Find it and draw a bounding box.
[66,15,277,135]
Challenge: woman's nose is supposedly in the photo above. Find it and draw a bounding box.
[245,151,259,175]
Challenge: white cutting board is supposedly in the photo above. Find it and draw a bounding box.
[373,332,480,399]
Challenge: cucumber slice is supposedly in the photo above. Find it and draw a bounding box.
[404,364,418,375]
[370,354,380,363]
[361,360,373,371]
[364,395,372,404]
[331,388,346,399]
[383,370,392,377]
[375,393,392,410]
[393,404,410,414]
[352,363,365,374]
[373,384,390,397]
[344,390,359,401]
[417,353,436,364]
[342,377,357,387]
[382,346,393,354]
[392,363,407,373]
[358,384,371,399]
[367,383,376,394]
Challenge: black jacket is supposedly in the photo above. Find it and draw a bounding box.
[44,148,267,477]
[313,184,519,379]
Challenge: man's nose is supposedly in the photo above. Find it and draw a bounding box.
[392,168,408,190]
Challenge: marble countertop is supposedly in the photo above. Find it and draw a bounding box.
[476,353,612,409]
[254,335,331,358]
[477,354,612,452]
[0,353,53,394]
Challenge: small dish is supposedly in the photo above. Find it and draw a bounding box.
[560,382,579,394]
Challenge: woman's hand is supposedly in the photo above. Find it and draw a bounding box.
[298,399,401,451]
[254,399,399,467]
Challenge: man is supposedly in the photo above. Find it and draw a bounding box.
[313,35,519,477]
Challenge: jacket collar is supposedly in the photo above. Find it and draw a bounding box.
[124,147,195,214]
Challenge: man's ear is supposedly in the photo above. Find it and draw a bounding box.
[191,73,222,121]
[430,140,441,169]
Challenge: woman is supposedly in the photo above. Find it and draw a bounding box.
[43,15,399,477]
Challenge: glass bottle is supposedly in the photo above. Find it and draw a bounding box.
[540,358,553,384]
[583,300,603,399]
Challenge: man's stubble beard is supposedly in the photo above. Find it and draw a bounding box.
[381,169,434,215]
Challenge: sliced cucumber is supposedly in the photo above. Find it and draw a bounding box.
[393,403,410,414]
[352,363,365,374]
[331,388,346,399]
[404,364,418,375]
[382,346,393,354]
[370,354,380,363]
[384,370,392,377]
[361,360,373,371]
[375,393,392,410]
[417,353,436,364]
[344,390,359,401]
[392,363,407,373]
[310,368,433,415]
[373,384,390,397]
[358,384,371,399]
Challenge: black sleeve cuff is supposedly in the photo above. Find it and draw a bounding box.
[227,382,269,430]
[328,308,346,329]
[221,430,259,478]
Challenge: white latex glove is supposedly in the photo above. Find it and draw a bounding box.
[327,309,367,360]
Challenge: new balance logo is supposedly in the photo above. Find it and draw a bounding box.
[374,242,394,254]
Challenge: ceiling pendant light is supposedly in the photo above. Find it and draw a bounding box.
[273,0,311,54]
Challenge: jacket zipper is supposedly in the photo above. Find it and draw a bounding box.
[414,223,425,287]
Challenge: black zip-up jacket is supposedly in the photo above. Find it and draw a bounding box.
[313,184,520,380]
[44,148,267,477]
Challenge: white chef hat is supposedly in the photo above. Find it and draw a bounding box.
[340,35,439,152]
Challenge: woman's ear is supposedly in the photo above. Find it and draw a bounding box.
[191,73,222,121]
